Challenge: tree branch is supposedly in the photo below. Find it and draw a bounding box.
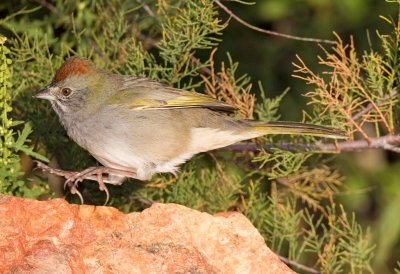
[351,87,399,121]
[30,0,61,16]
[214,0,336,44]
[278,255,320,274]
[136,0,157,19]
[224,134,400,153]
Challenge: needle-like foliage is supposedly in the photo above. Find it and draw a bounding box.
[1,0,399,272]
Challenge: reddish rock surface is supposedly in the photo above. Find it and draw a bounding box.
[0,194,294,274]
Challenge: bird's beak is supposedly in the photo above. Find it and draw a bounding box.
[35,85,54,101]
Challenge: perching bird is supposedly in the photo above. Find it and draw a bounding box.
[35,56,345,203]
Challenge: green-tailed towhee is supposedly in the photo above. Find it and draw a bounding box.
[35,56,345,202]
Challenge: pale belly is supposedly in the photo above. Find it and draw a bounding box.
[62,107,247,181]
[66,119,193,181]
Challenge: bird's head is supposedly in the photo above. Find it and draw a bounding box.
[35,56,104,115]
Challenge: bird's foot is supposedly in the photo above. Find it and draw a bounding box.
[63,166,110,205]
[35,161,137,205]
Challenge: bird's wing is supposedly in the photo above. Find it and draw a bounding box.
[106,77,236,113]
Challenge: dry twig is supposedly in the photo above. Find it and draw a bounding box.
[293,35,396,143]
[224,134,400,153]
[31,0,60,16]
[215,0,335,45]
[352,88,399,121]
[278,255,321,274]
[201,48,255,118]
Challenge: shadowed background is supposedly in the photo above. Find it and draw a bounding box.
[0,0,399,272]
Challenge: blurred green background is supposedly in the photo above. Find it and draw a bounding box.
[219,0,396,119]
[218,1,399,272]
[0,0,399,272]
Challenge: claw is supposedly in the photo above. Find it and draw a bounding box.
[75,189,84,205]
[103,188,110,206]
[68,181,84,204]
[64,180,70,190]
[35,161,137,205]
[61,166,111,205]
[96,173,109,205]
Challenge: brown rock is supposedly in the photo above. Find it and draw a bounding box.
[0,194,294,274]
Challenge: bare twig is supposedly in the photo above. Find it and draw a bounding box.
[133,195,154,206]
[214,0,335,45]
[352,88,400,121]
[135,32,158,49]
[191,55,222,83]
[30,0,61,16]
[136,0,157,19]
[224,134,400,153]
[278,255,320,274]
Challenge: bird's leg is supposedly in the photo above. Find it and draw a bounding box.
[35,161,137,204]
[35,161,78,179]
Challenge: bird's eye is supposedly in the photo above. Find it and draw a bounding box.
[61,88,72,97]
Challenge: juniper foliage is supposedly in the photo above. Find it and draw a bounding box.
[1,0,399,272]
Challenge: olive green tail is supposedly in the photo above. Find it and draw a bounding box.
[247,121,347,139]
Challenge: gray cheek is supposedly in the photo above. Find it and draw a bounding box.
[61,94,88,112]
[69,98,86,110]
[51,100,64,116]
